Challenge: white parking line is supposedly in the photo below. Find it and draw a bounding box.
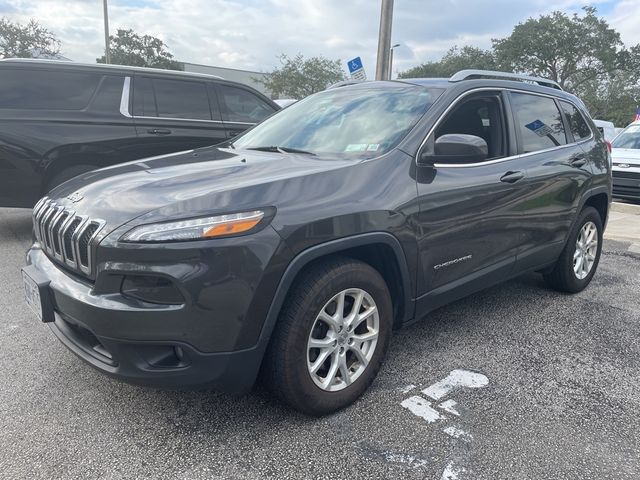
[441,461,466,480]
[400,395,445,423]
[422,369,489,401]
[443,425,472,442]
[438,399,461,416]
[400,369,490,479]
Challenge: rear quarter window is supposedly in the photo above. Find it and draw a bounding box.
[559,101,592,141]
[0,68,101,110]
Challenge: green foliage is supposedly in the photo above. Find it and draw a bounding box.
[97,29,180,70]
[0,17,60,59]
[399,46,497,79]
[255,53,346,99]
[399,7,640,126]
[492,7,625,91]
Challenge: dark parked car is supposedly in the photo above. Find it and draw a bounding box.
[22,70,611,415]
[0,58,279,208]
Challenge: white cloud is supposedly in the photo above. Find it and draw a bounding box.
[0,0,633,79]
[607,0,640,47]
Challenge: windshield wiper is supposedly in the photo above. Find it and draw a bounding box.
[246,146,316,156]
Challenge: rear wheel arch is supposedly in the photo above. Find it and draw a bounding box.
[583,191,609,225]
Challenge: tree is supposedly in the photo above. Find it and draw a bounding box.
[0,17,61,59]
[399,46,497,79]
[97,29,180,70]
[578,71,640,127]
[256,54,346,99]
[492,7,626,91]
[399,7,640,125]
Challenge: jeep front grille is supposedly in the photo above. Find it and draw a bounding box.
[32,197,105,277]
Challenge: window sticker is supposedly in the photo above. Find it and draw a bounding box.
[366,144,380,151]
[345,144,368,152]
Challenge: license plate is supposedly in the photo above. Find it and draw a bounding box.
[23,270,43,321]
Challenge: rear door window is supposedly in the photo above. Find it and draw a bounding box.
[511,92,567,153]
[153,78,211,120]
[559,101,592,141]
[218,84,275,123]
[132,77,157,117]
[0,69,100,110]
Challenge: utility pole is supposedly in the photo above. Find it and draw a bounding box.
[375,0,394,81]
[103,0,111,64]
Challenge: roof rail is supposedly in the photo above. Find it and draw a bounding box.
[449,69,563,91]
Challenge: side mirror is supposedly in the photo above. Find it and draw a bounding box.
[419,134,488,165]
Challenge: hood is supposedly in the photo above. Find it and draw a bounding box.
[48,147,357,231]
[611,148,640,166]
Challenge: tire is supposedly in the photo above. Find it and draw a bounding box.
[543,206,603,293]
[263,257,393,416]
[45,165,97,193]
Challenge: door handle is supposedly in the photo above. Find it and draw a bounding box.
[500,171,525,183]
[147,128,172,135]
[569,154,586,168]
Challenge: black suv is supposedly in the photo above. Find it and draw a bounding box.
[22,70,611,415]
[0,59,279,208]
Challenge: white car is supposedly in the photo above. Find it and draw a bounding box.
[611,121,640,201]
[274,98,298,108]
[593,119,617,142]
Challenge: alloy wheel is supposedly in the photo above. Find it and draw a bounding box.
[306,288,379,392]
[573,221,598,280]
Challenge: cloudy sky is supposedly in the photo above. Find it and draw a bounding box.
[1,0,639,76]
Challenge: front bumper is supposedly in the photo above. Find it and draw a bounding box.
[612,169,640,200]
[23,225,287,392]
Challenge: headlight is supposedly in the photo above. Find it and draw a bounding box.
[121,210,265,243]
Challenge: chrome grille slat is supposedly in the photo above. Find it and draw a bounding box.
[40,204,58,252]
[32,198,105,277]
[47,207,65,255]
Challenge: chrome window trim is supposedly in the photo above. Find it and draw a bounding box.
[121,75,258,125]
[120,76,132,118]
[418,86,594,169]
[130,114,255,126]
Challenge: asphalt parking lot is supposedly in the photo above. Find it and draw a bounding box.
[1,206,639,480]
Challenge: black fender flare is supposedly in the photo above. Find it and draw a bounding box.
[576,184,611,223]
[244,232,414,378]
[559,185,611,251]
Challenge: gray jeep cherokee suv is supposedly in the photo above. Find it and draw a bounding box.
[23,70,611,415]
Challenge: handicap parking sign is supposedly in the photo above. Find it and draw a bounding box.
[348,57,363,74]
[347,57,366,81]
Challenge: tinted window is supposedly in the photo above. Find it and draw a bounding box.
[511,92,567,153]
[153,78,211,120]
[0,69,100,110]
[132,77,156,116]
[88,75,125,114]
[218,85,274,123]
[560,101,591,140]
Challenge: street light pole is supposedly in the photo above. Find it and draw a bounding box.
[389,43,400,80]
[103,0,111,64]
[375,0,394,81]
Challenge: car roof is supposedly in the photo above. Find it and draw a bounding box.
[0,58,224,81]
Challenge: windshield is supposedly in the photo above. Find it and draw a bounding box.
[612,124,640,149]
[232,85,443,158]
